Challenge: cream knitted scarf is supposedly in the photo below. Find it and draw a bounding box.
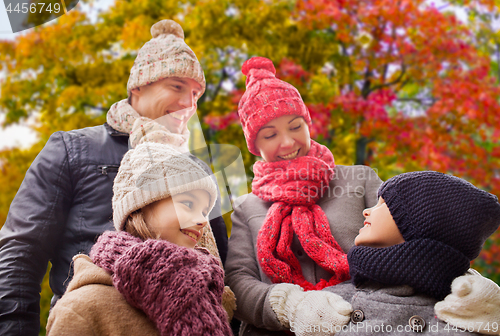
[106,99,190,152]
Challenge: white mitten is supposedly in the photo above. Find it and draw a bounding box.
[269,284,352,336]
[435,270,500,335]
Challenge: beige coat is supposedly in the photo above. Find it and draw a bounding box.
[46,254,159,336]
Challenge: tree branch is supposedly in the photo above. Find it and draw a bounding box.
[210,67,228,103]
[361,67,372,99]
[369,62,406,94]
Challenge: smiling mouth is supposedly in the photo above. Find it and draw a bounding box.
[278,149,300,160]
[181,229,200,241]
[170,113,185,121]
[360,222,371,232]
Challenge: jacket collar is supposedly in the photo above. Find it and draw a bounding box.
[67,255,113,293]
[104,122,129,137]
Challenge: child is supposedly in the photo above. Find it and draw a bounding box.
[272,171,500,335]
[46,139,235,335]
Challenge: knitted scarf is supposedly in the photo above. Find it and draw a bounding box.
[106,98,190,152]
[254,140,350,291]
[348,239,471,300]
[90,231,232,336]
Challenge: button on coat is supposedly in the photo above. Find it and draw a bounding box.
[409,315,426,332]
[351,310,364,323]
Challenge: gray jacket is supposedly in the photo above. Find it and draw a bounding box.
[225,165,382,335]
[320,281,481,336]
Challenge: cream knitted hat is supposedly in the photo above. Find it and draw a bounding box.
[112,142,217,231]
[127,19,205,95]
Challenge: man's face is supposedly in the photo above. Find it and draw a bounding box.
[130,77,203,134]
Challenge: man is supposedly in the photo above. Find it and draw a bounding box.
[0,19,228,335]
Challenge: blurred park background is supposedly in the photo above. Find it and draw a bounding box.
[1,0,499,334]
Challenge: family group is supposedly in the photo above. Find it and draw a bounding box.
[1,19,499,336]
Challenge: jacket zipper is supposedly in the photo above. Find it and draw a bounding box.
[97,165,120,175]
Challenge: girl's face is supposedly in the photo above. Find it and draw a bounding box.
[143,189,210,248]
[254,115,311,162]
[354,197,405,248]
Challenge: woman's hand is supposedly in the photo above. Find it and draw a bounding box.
[269,283,352,336]
[435,269,500,335]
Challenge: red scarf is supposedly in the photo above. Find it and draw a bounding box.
[253,140,350,291]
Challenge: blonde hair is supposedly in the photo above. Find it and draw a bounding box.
[124,210,159,240]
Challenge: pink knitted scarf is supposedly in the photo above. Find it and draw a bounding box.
[253,140,350,291]
[90,231,232,336]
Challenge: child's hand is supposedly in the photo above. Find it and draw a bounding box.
[269,283,352,335]
[435,269,500,335]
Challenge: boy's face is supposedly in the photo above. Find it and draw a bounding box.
[143,189,210,248]
[130,77,202,134]
[354,197,405,248]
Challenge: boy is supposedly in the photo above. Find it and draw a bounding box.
[270,171,500,335]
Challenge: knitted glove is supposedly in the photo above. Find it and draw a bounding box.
[435,270,500,335]
[269,284,352,336]
[112,239,232,336]
[222,285,237,322]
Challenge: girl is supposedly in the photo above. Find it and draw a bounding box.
[224,56,382,335]
[47,136,235,335]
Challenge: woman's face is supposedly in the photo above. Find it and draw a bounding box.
[254,115,311,162]
[142,189,210,248]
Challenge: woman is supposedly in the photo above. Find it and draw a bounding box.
[224,56,382,335]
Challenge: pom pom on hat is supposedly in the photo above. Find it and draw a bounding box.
[242,56,276,76]
[127,19,205,94]
[150,19,184,39]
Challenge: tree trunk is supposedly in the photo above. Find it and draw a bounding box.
[355,136,368,165]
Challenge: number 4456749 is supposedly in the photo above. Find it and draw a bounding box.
[5,2,61,14]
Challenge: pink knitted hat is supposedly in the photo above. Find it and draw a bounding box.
[237,57,312,156]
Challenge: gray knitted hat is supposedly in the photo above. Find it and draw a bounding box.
[127,19,205,95]
[112,142,218,231]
